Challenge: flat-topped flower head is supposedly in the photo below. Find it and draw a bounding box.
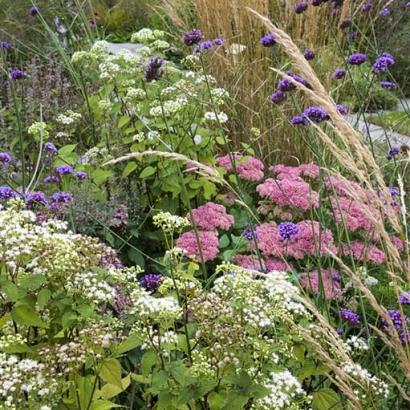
[139,273,162,292]
[348,53,367,65]
[188,202,234,231]
[303,49,315,60]
[183,29,203,46]
[278,78,295,92]
[26,191,48,206]
[340,308,360,326]
[332,68,346,79]
[278,222,299,241]
[0,186,17,200]
[372,52,395,73]
[260,33,277,47]
[51,191,72,203]
[303,106,329,122]
[176,230,219,262]
[55,164,73,175]
[295,2,308,14]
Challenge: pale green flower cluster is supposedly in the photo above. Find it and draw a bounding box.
[152,211,190,233]
[130,28,165,44]
[27,121,49,138]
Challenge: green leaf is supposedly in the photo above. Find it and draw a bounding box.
[123,161,138,177]
[100,375,130,399]
[76,375,96,410]
[203,180,216,199]
[118,115,131,129]
[115,333,141,355]
[127,248,145,268]
[19,275,47,290]
[62,310,78,328]
[139,166,156,178]
[58,144,77,156]
[141,351,157,376]
[99,358,123,389]
[92,169,112,186]
[89,400,121,410]
[298,360,316,381]
[37,289,51,308]
[312,388,343,410]
[219,234,230,249]
[11,304,48,328]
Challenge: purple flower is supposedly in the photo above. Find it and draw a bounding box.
[303,49,315,60]
[287,71,310,87]
[29,6,39,16]
[331,271,341,281]
[347,53,367,65]
[44,142,57,156]
[26,191,48,206]
[380,7,390,17]
[348,31,358,42]
[278,222,299,241]
[278,78,295,92]
[75,171,87,180]
[382,310,407,329]
[242,226,258,241]
[10,68,25,80]
[336,103,348,115]
[339,17,351,29]
[291,115,309,125]
[380,80,397,89]
[260,33,277,47]
[295,2,308,14]
[361,2,373,12]
[0,186,17,200]
[399,291,410,305]
[311,0,323,6]
[0,40,12,50]
[386,146,400,160]
[303,106,329,122]
[388,187,399,197]
[139,273,162,292]
[183,29,203,46]
[43,175,60,184]
[335,327,344,335]
[196,40,213,52]
[51,191,72,203]
[372,52,395,73]
[270,90,287,104]
[144,57,164,82]
[55,164,73,175]
[332,68,346,80]
[340,308,360,326]
[213,38,224,46]
[0,152,12,163]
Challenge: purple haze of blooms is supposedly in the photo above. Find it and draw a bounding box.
[213,38,224,46]
[139,273,162,292]
[336,104,348,115]
[339,17,351,29]
[43,175,60,184]
[260,33,277,47]
[0,186,17,200]
[26,191,48,206]
[303,106,329,122]
[311,0,323,6]
[29,6,39,16]
[399,291,410,305]
[0,40,12,50]
[382,310,407,329]
[76,171,87,180]
[242,226,257,241]
[331,271,341,281]
[388,187,399,197]
[291,115,309,125]
[294,2,308,14]
[0,152,12,163]
[51,191,72,203]
[386,146,400,160]
[196,40,213,52]
[270,90,287,104]
[10,68,25,80]
[361,2,373,12]
[380,7,390,17]
[278,222,299,241]
[303,49,315,60]
[278,79,295,92]
[380,80,397,89]
[44,142,57,156]
[347,53,367,65]
[144,57,164,82]
[332,68,346,80]
[55,164,73,175]
[182,29,203,46]
[287,71,310,87]
[340,308,360,326]
[372,52,395,73]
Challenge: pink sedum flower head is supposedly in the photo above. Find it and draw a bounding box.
[343,241,385,264]
[187,202,234,231]
[256,177,319,211]
[300,269,343,300]
[217,153,264,181]
[176,230,219,262]
[233,254,292,272]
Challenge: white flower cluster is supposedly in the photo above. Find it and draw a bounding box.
[151,40,170,50]
[130,28,165,44]
[190,351,214,378]
[130,289,182,322]
[99,60,120,80]
[0,334,26,350]
[253,370,306,410]
[27,121,49,137]
[125,87,146,103]
[0,353,56,409]
[67,271,116,304]
[81,146,110,165]
[140,329,178,352]
[56,110,82,126]
[204,111,228,124]
[181,54,200,69]
[345,336,369,352]
[153,211,190,233]
[341,362,389,399]
[149,97,189,118]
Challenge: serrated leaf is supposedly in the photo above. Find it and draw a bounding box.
[312,388,343,410]
[115,333,141,355]
[37,289,51,308]
[11,304,48,328]
[141,351,157,376]
[99,358,123,389]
